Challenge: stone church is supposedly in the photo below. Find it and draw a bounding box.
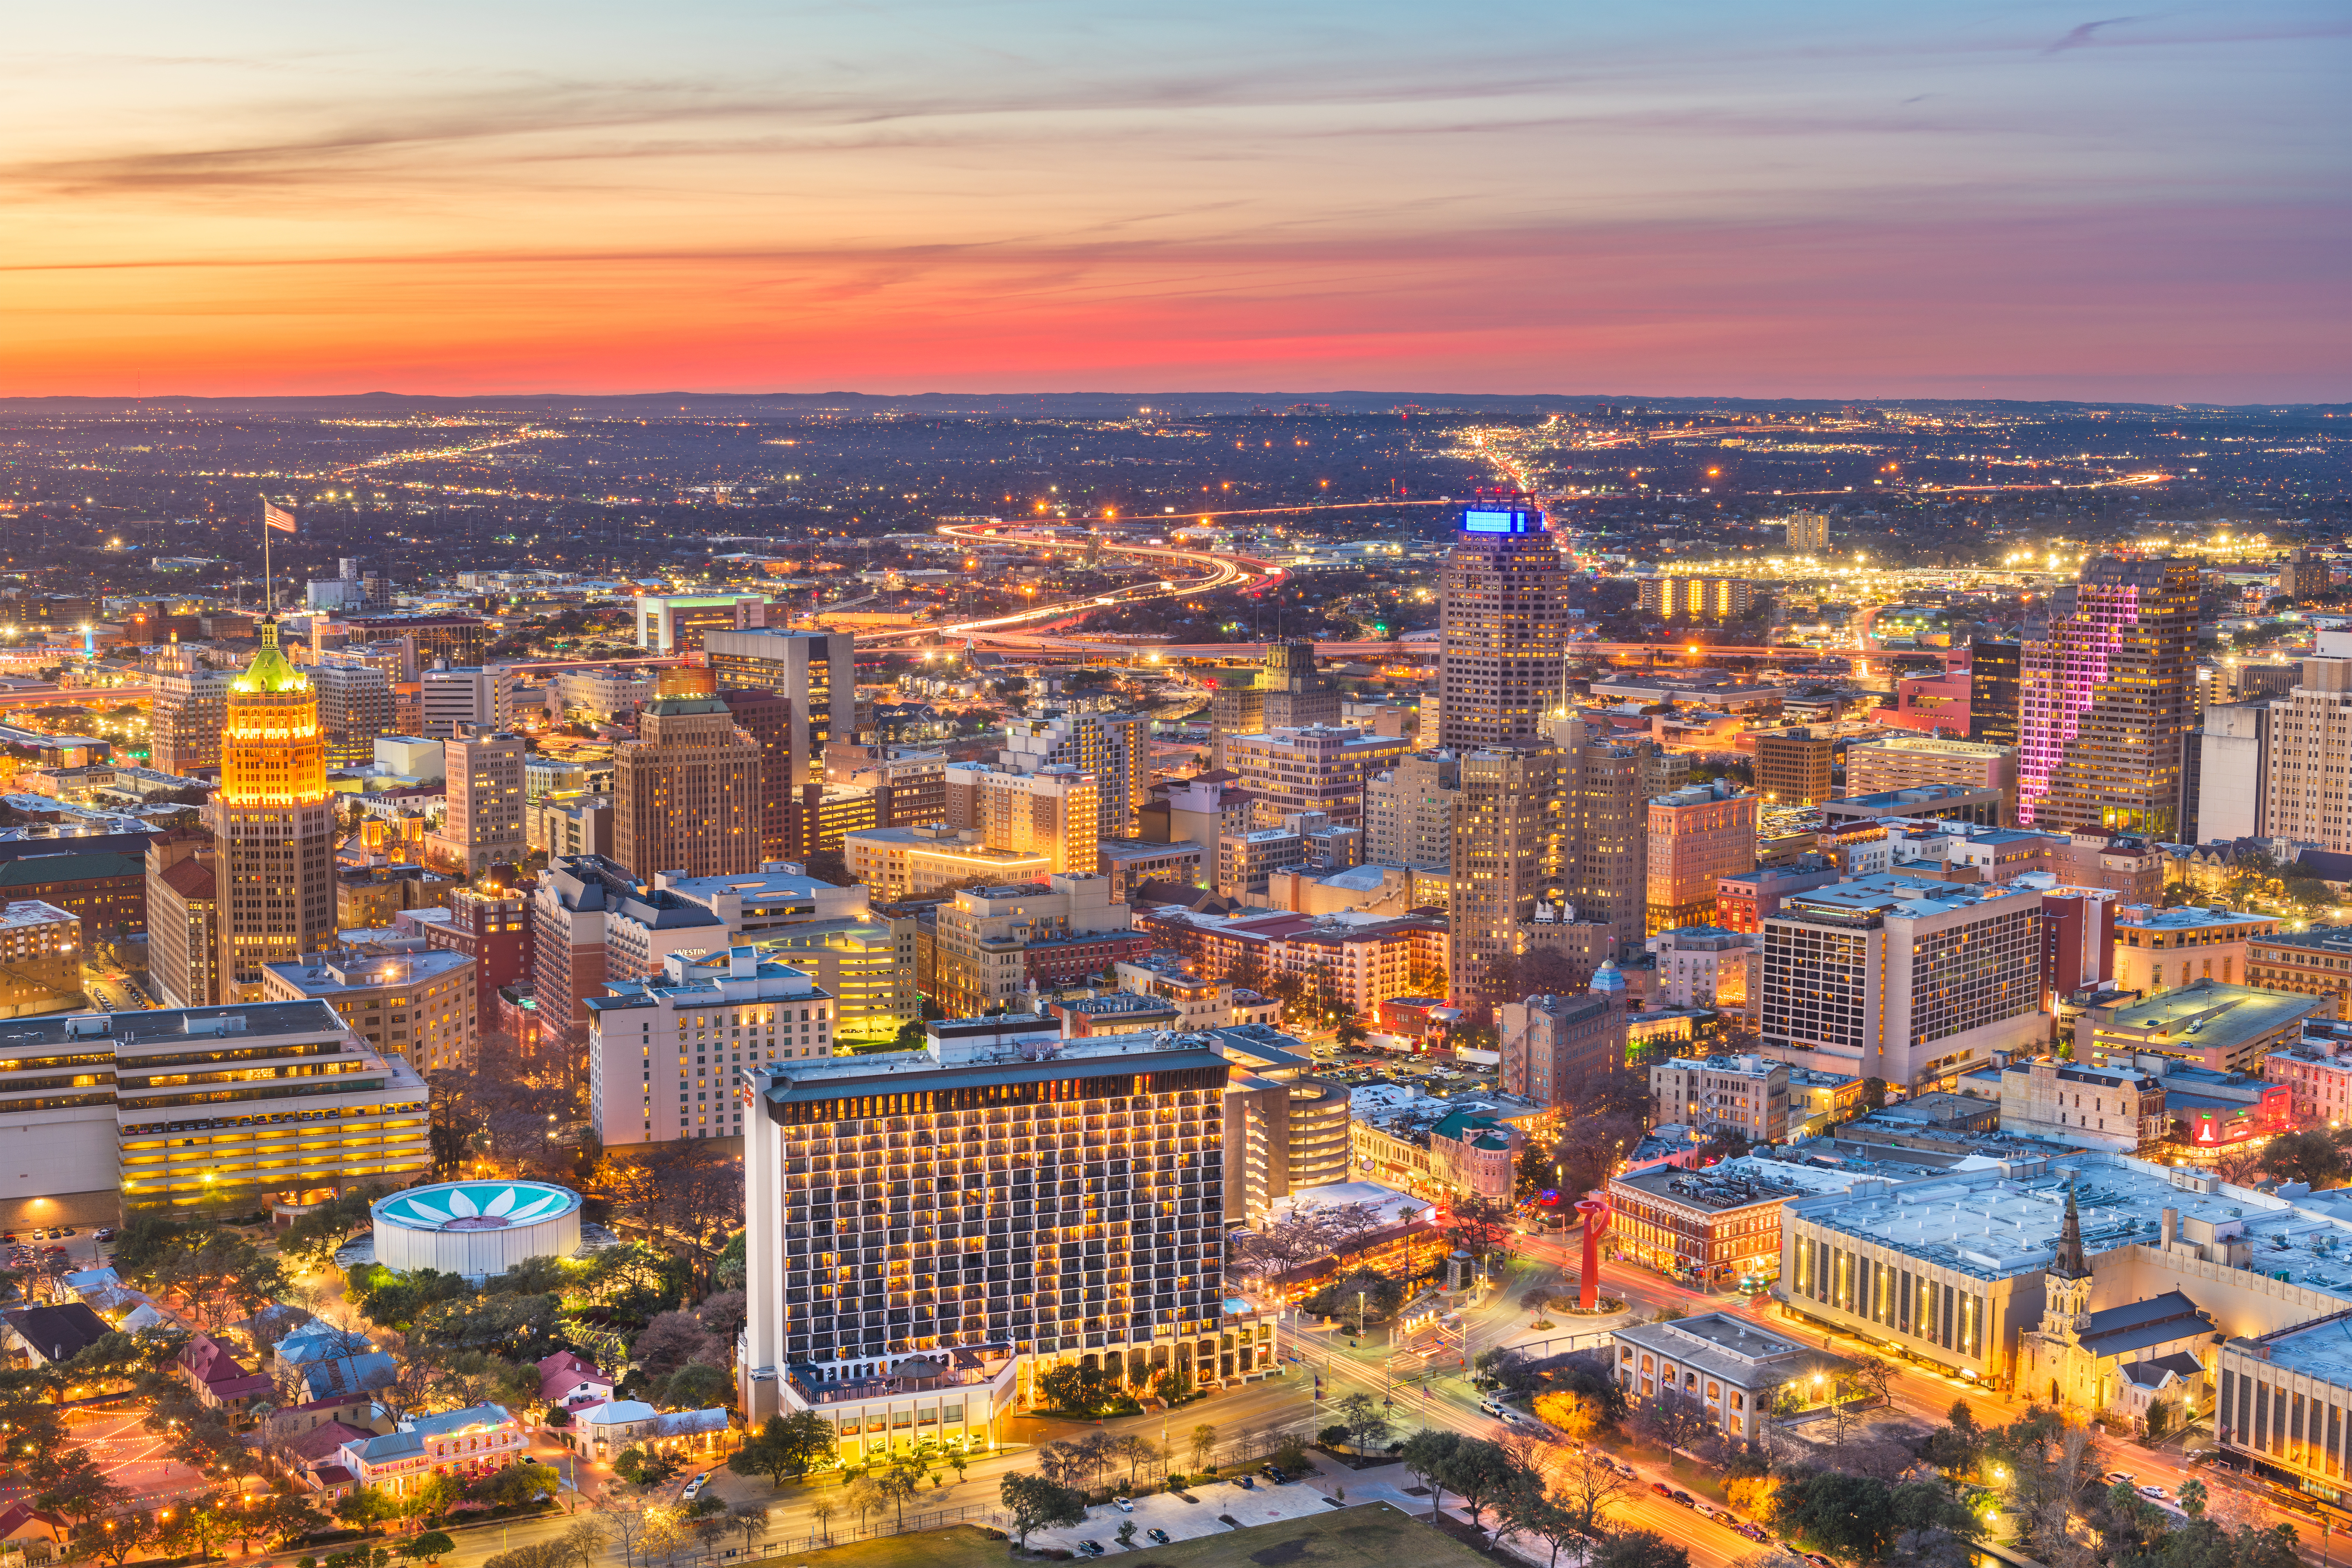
[2018,1184,2215,1421]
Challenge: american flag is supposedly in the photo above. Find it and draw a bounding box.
[263,500,297,534]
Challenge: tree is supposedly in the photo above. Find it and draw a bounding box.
[1113,1435,1159,1488]
[998,1472,1085,1549]
[1189,1423,1220,1472]
[1303,1269,1408,1326]
[728,1504,768,1556]
[629,1311,721,1382]
[1592,1531,1689,1568]
[2178,1479,2208,1519]
[1440,1436,1521,1538]
[69,1512,152,1568]
[1445,1194,1516,1264]
[874,1460,923,1530]
[1401,1429,1465,1519]
[729,1411,838,1486]
[597,1503,649,1568]
[806,1497,838,1544]
[1336,1392,1392,1453]
[662,1362,731,1412]
[1532,1391,1598,1442]
[2258,1128,2347,1189]
[1554,1446,1632,1542]
[33,1449,130,1526]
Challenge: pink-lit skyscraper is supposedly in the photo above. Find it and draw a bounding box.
[2016,556,2197,837]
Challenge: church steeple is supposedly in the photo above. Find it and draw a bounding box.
[2054,1181,2091,1281]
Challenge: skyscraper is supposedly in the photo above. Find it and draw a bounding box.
[430,727,527,874]
[706,629,856,789]
[1438,495,1568,750]
[1209,641,1340,767]
[207,621,337,999]
[1448,747,1564,1008]
[310,661,394,768]
[2263,659,2352,849]
[1566,729,1660,956]
[1754,730,1834,807]
[2018,557,2197,836]
[613,695,764,879]
[720,688,794,862]
[1001,710,1152,839]
[149,661,238,777]
[1967,641,2022,748]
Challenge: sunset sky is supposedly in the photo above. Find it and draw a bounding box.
[4,1,2345,399]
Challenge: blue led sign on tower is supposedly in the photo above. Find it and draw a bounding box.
[1459,503,1543,534]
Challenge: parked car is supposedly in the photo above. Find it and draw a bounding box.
[1078,1542,1105,1557]
[52,1226,73,1237]
[1262,1466,1288,1484]
[1147,1531,1171,1545]
[1671,1491,1696,1509]
[93,1227,116,1242]
[680,1473,709,1502]
[1807,1554,1837,1567]
[1739,1524,1772,1542]
[2106,1472,2135,1488]
[1652,1483,1673,1497]
[1114,1498,1133,1513]
[1238,1475,1256,1490]
[2140,1486,2170,1502]
[1479,1399,1504,1417]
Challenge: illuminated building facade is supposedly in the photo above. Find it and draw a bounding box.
[586,945,833,1147]
[613,695,762,880]
[1645,782,1759,934]
[1637,576,1759,621]
[944,763,1100,875]
[208,622,337,1000]
[1438,497,1567,750]
[2262,659,2352,851]
[2017,556,2197,836]
[706,629,855,791]
[739,1019,1245,1423]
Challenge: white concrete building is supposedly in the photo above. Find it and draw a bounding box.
[584,946,833,1148]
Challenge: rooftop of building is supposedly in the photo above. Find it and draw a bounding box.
[1777,874,2039,925]
[2247,926,2352,953]
[1612,1312,1856,1386]
[2084,980,2326,1050]
[653,867,851,902]
[265,948,473,995]
[1826,784,2003,810]
[1613,1154,1873,1210]
[754,1026,1229,1103]
[0,998,348,1051]
[1646,925,1757,948]
[1788,1149,2352,1287]
[2115,903,2273,931]
[1655,1052,1784,1078]
[0,899,75,929]
[1846,734,2012,757]
[1096,838,1201,864]
[585,948,826,1015]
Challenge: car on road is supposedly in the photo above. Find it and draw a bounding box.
[1805,1555,1835,1568]
[1114,1497,1133,1512]
[681,1473,709,1502]
[2139,1486,2170,1502]
[1671,1491,1695,1508]
[1738,1524,1771,1542]
[2106,1472,2135,1487]
[1147,1531,1170,1545]
[1651,1483,1673,1497]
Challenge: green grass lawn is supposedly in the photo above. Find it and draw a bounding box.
[773,1503,1489,1568]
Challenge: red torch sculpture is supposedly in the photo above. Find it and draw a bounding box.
[1573,1194,1610,1311]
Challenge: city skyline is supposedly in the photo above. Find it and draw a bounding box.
[2,3,2344,399]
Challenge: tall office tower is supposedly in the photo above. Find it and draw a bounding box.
[1754,729,1834,807]
[1223,726,1408,829]
[310,661,394,768]
[738,1019,1235,1421]
[418,665,506,739]
[1645,781,1759,933]
[706,629,856,789]
[1364,751,1461,869]
[432,727,527,874]
[943,763,1101,875]
[719,688,793,862]
[1844,735,2020,824]
[613,695,763,880]
[150,663,238,776]
[1967,641,2022,747]
[1784,511,1830,553]
[343,613,488,670]
[2017,557,2197,836]
[586,946,834,1148]
[207,622,337,1000]
[1566,730,1656,956]
[2262,659,2352,850]
[636,593,780,654]
[1758,880,2045,1092]
[145,826,220,1008]
[1438,496,1568,750]
[1001,710,1152,839]
[2200,699,2277,844]
[1637,576,1759,621]
[1448,747,1564,1009]
[1209,641,1340,768]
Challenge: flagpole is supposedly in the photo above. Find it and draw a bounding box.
[260,494,272,617]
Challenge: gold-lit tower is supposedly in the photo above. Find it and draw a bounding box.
[209,620,337,997]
